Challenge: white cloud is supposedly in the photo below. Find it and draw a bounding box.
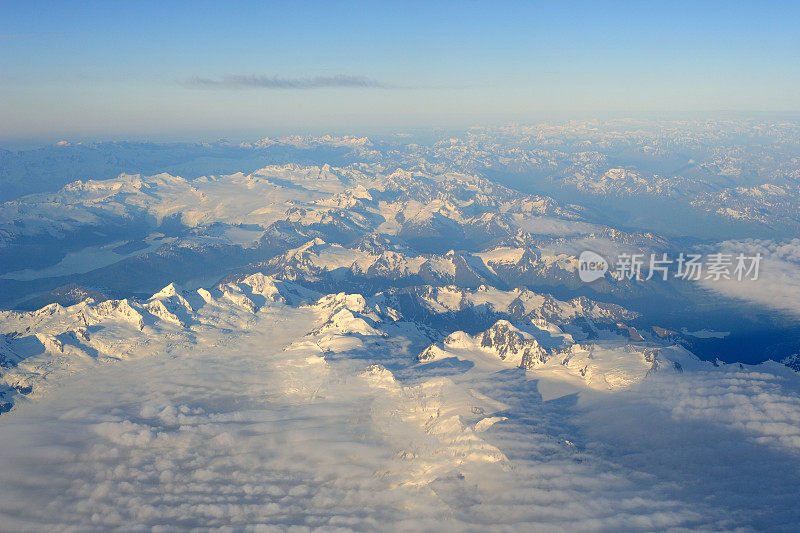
[577,365,800,528]
[697,238,800,317]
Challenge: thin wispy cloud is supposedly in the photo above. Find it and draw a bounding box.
[185,74,393,90]
[0,34,88,39]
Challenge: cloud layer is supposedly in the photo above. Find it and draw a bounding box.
[698,238,800,317]
[2,301,800,530]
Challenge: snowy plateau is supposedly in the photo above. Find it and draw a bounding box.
[1,121,800,531]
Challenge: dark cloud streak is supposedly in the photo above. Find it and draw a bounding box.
[185,74,393,90]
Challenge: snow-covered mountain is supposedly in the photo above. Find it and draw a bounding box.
[3,161,677,310]
[3,124,800,530]
[0,271,648,411]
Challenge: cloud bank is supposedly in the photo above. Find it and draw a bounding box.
[698,238,800,318]
[185,74,391,89]
[2,301,800,530]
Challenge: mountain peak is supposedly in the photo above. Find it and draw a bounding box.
[477,320,547,368]
[150,282,180,300]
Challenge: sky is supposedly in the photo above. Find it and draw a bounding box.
[1,0,799,142]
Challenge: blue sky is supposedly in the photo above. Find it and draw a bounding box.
[1,0,799,142]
